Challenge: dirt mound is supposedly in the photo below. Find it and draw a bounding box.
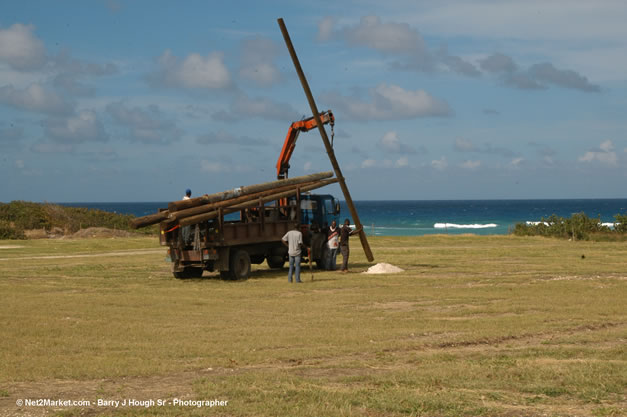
[362,263,404,274]
[69,227,136,239]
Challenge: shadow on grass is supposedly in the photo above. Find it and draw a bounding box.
[179,266,340,283]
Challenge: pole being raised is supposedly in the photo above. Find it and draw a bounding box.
[277,18,374,262]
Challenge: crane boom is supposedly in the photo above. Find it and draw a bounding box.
[276,110,334,179]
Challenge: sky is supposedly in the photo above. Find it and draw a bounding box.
[1,0,626,202]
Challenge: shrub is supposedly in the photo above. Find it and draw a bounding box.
[0,220,26,240]
[513,211,625,240]
[614,214,627,233]
[0,201,156,238]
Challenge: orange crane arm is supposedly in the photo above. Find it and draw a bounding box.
[276,110,334,179]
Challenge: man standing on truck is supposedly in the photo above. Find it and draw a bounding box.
[181,189,192,244]
[339,219,362,273]
[282,225,304,283]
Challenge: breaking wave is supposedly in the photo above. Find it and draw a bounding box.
[433,223,498,229]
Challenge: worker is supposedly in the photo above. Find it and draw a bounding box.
[326,220,339,270]
[339,219,362,273]
[282,224,304,283]
[181,189,192,244]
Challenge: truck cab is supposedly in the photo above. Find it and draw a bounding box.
[293,193,340,230]
[290,193,341,268]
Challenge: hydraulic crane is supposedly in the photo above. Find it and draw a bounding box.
[276,110,334,180]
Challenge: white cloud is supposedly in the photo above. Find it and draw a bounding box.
[303,161,313,171]
[454,138,476,152]
[457,2,621,82]
[460,160,481,169]
[106,101,182,144]
[320,15,479,74]
[30,143,74,153]
[212,94,299,122]
[527,62,600,92]
[238,37,282,87]
[379,131,416,153]
[200,159,250,174]
[361,157,410,169]
[579,140,618,166]
[436,45,480,76]
[361,159,377,168]
[479,53,517,73]
[0,23,46,70]
[343,15,428,55]
[510,157,524,168]
[324,83,450,121]
[0,83,72,115]
[201,160,227,173]
[196,130,266,146]
[454,138,518,158]
[480,53,600,92]
[43,110,109,144]
[431,156,448,171]
[317,16,335,41]
[149,50,231,89]
[600,140,614,153]
[396,156,409,167]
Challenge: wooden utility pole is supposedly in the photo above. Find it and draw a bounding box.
[277,18,374,262]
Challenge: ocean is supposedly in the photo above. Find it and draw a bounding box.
[60,199,627,237]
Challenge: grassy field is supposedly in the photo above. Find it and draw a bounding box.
[0,235,625,416]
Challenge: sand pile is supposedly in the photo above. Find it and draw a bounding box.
[362,263,404,274]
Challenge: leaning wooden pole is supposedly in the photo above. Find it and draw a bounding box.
[277,18,374,262]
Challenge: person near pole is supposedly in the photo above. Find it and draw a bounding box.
[282,224,305,283]
[326,220,339,270]
[339,219,362,273]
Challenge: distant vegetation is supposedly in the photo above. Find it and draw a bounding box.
[0,201,156,239]
[513,212,627,241]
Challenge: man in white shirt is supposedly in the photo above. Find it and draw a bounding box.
[282,225,304,283]
[326,220,339,270]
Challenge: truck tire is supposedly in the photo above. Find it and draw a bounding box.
[173,267,203,279]
[250,254,265,264]
[267,255,285,269]
[316,245,329,270]
[229,249,251,280]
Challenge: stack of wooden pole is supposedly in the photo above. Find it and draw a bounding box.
[130,171,337,229]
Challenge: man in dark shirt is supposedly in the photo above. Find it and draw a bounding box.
[339,218,362,273]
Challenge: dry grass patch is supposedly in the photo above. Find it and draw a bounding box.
[0,235,625,416]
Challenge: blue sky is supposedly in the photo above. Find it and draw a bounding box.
[1,0,626,202]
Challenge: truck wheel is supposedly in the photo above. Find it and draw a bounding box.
[186,267,203,278]
[250,254,265,264]
[229,249,251,280]
[267,256,285,269]
[173,267,203,279]
[316,246,329,270]
[173,270,187,279]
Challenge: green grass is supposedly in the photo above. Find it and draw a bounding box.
[0,235,625,416]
